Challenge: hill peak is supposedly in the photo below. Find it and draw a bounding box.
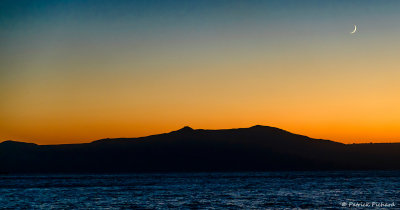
[176,126,194,132]
[249,125,279,129]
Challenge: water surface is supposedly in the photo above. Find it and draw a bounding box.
[1,171,399,209]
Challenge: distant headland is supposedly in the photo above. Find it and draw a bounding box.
[1,125,400,174]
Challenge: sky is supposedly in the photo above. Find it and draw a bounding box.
[1,0,400,144]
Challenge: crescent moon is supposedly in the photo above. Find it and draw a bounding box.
[350,25,357,34]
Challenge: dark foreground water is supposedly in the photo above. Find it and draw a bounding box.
[0,171,399,209]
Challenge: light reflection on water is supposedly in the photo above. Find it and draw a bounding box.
[0,171,399,209]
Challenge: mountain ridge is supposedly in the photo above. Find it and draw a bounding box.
[1,125,400,173]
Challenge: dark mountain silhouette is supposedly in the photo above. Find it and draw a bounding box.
[1,125,400,174]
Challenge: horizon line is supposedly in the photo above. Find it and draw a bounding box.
[2,125,400,146]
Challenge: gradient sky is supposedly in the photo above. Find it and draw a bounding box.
[1,0,400,144]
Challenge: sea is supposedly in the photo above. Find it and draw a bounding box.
[0,171,399,209]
